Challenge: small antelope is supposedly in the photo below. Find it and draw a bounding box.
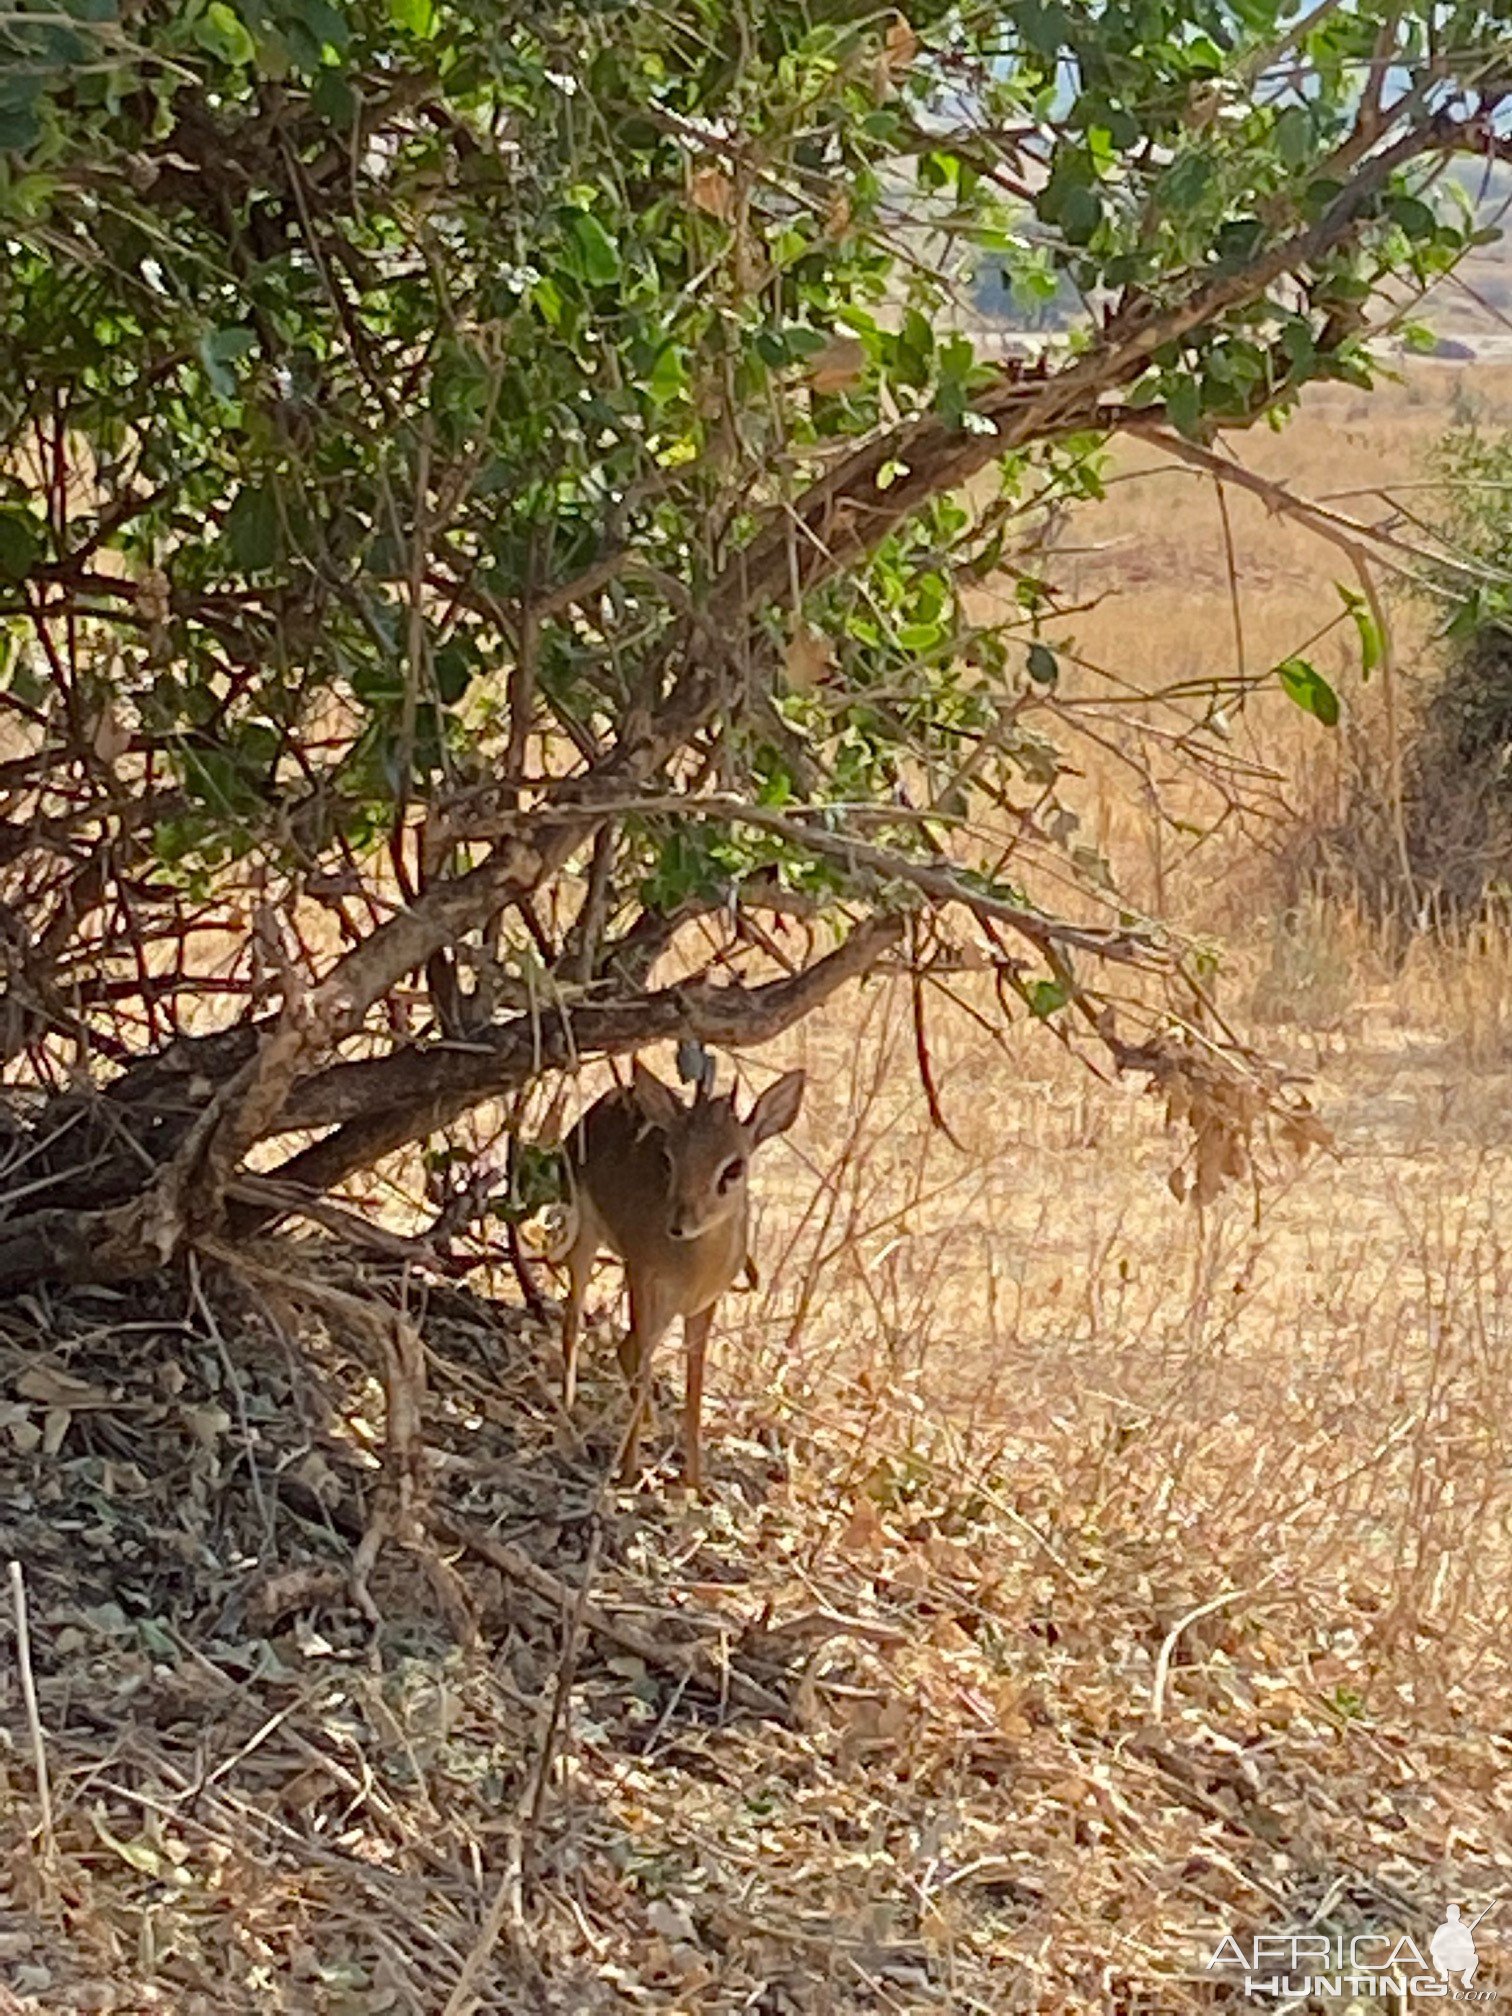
[557,1057,805,1489]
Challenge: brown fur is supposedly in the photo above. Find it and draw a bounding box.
[558,1058,805,1488]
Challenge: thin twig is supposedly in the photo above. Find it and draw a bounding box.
[8,1559,57,1875]
[1149,1583,1271,1722]
[440,1837,531,2016]
[526,1517,603,1844]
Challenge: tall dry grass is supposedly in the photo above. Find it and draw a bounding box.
[717,964,1512,1713]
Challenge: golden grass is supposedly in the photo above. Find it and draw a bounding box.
[992,362,1512,927]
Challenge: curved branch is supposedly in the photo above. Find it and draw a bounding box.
[245,913,907,1223]
[705,111,1456,627]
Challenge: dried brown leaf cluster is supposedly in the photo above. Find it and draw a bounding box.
[1116,1029,1333,1208]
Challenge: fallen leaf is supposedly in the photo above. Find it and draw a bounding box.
[840,1496,888,1556]
[668,1942,712,1986]
[92,1809,166,1878]
[876,1694,910,1739]
[16,1364,112,1408]
[688,163,735,222]
[183,1402,232,1448]
[7,1417,41,1454]
[929,1614,975,1652]
[784,622,835,693]
[279,1765,334,1814]
[804,333,867,395]
[290,1449,343,1503]
[647,1896,698,1945]
[891,1550,930,1592]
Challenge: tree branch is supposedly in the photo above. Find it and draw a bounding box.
[242,913,907,1226]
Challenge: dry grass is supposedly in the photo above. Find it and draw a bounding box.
[1005,362,1512,928]
[7,360,1512,2011]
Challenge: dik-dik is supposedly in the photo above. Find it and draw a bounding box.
[557,1058,805,1488]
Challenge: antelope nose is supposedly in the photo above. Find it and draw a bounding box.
[667,1220,691,1241]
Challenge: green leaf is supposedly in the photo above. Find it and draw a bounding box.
[0,509,41,583]
[284,0,350,54]
[1335,584,1382,675]
[352,660,405,706]
[1301,176,1345,221]
[1350,604,1382,675]
[781,327,830,361]
[1276,656,1339,726]
[224,486,278,572]
[563,212,621,286]
[898,621,943,652]
[1026,977,1070,1018]
[1037,148,1088,221]
[1058,183,1102,245]
[1026,641,1059,687]
[532,274,565,327]
[434,641,474,703]
[1016,1,1072,59]
[893,305,934,386]
[388,0,436,33]
[194,1,255,66]
[199,325,256,398]
[1280,320,1315,370]
[1213,217,1266,268]
[1165,376,1202,438]
[1444,595,1483,643]
[1160,154,1212,210]
[310,69,355,122]
[0,73,45,153]
[1273,105,1312,169]
[1389,194,1437,242]
[646,342,686,405]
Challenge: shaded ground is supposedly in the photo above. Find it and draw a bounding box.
[2,1194,1509,2013]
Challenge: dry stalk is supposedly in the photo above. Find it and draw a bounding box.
[8,1558,56,1880]
[440,1847,529,2016]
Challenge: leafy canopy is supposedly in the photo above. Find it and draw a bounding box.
[0,0,1505,1270]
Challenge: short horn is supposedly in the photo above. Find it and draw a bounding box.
[676,1035,715,1103]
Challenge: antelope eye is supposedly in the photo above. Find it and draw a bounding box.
[719,1156,746,1190]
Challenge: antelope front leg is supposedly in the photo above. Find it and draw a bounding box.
[617,1283,672,1485]
[561,1254,588,1412]
[554,1188,599,1416]
[680,1306,714,1494]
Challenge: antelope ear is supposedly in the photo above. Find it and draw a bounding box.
[629,1059,683,1132]
[749,1069,806,1144]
